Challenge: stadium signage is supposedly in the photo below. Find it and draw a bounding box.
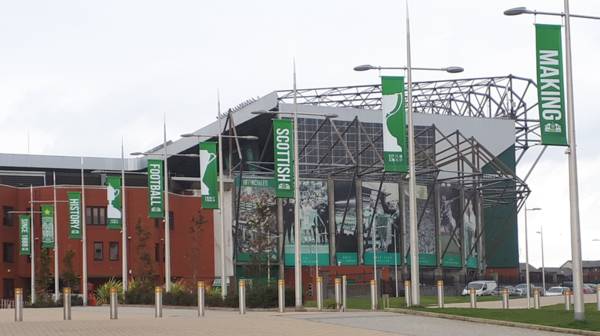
[273,119,294,198]
[19,215,31,255]
[67,192,82,239]
[41,204,54,249]
[381,76,408,172]
[535,24,568,146]
[199,141,219,209]
[147,159,165,218]
[106,176,122,229]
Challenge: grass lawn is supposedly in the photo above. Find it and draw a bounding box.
[305,295,500,310]
[415,303,600,332]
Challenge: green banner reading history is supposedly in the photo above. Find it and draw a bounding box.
[199,141,219,209]
[67,192,82,239]
[273,119,294,198]
[41,204,54,249]
[147,159,165,218]
[106,176,122,229]
[535,24,568,146]
[19,215,31,255]
[381,76,408,172]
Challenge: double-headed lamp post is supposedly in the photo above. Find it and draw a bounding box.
[536,227,546,295]
[505,3,600,321]
[524,206,541,308]
[354,64,463,306]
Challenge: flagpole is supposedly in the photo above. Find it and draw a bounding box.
[163,116,172,292]
[81,157,88,306]
[121,138,128,292]
[30,185,36,304]
[293,59,303,308]
[217,92,227,300]
[53,171,59,302]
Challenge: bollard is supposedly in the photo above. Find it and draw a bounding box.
[197,281,205,317]
[437,280,444,308]
[239,280,246,315]
[335,278,342,311]
[316,276,323,311]
[342,275,347,311]
[404,280,411,307]
[14,288,23,322]
[109,287,118,320]
[597,284,600,311]
[278,279,285,313]
[469,288,477,308]
[370,279,377,311]
[564,289,572,311]
[155,286,163,318]
[501,288,510,309]
[533,288,540,309]
[63,287,72,320]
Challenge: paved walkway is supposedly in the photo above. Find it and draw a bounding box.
[0,306,581,336]
[443,293,598,309]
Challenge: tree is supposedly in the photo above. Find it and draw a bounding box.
[37,248,52,299]
[245,197,277,280]
[62,249,78,290]
[134,218,155,288]
[188,210,206,285]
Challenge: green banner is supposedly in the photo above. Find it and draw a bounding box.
[273,119,294,198]
[19,215,31,256]
[106,176,122,229]
[199,141,219,209]
[67,192,82,239]
[147,159,165,218]
[41,204,54,249]
[535,24,568,146]
[382,76,408,172]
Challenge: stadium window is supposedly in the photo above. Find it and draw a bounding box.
[109,242,119,261]
[86,207,107,225]
[3,206,14,226]
[3,243,14,263]
[93,242,103,261]
[154,243,160,262]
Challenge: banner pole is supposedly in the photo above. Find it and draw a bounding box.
[293,59,303,309]
[121,139,128,292]
[81,157,88,306]
[163,117,171,292]
[217,93,227,300]
[53,171,59,302]
[30,185,35,304]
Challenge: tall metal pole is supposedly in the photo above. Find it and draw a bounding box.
[540,227,546,296]
[121,139,128,292]
[81,157,88,306]
[30,185,35,304]
[394,231,399,297]
[406,2,420,305]
[217,98,227,300]
[163,118,172,292]
[53,171,59,302]
[564,0,585,321]
[293,60,303,308]
[372,212,377,292]
[524,206,531,308]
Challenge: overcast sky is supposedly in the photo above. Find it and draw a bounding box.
[1,0,599,269]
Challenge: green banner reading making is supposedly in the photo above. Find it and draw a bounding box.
[273,119,294,198]
[41,204,54,249]
[147,159,165,218]
[106,176,122,229]
[199,141,219,209]
[535,24,568,146]
[67,192,82,239]
[19,215,31,255]
[381,76,408,172]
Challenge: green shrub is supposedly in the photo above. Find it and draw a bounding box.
[95,278,123,305]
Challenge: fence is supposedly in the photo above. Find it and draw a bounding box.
[1,299,15,309]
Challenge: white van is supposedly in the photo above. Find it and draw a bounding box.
[461,280,498,296]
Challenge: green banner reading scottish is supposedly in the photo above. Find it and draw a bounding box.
[67,192,82,239]
[106,176,122,229]
[273,119,294,198]
[41,204,54,249]
[381,76,408,172]
[535,24,568,146]
[19,215,31,255]
[147,159,165,218]
[199,141,219,209]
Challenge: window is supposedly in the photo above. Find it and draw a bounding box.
[3,243,14,263]
[3,206,14,226]
[93,242,103,261]
[154,243,160,262]
[109,242,119,261]
[86,207,106,225]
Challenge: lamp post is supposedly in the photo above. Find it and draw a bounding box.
[504,2,600,321]
[524,206,541,308]
[353,64,463,305]
[536,227,546,295]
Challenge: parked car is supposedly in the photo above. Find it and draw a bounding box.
[491,285,516,296]
[583,284,597,294]
[514,283,540,296]
[545,286,568,296]
[461,281,497,296]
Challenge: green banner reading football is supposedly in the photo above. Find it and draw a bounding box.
[535,24,568,146]
[19,215,31,255]
[67,192,82,239]
[147,159,165,218]
[41,204,54,249]
[199,142,219,209]
[382,76,408,172]
[106,176,122,229]
[273,119,294,198]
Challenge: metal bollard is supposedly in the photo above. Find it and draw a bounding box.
[533,288,540,309]
[197,281,205,317]
[404,280,411,307]
[564,289,572,311]
[14,288,23,322]
[278,279,285,313]
[239,280,246,315]
[469,288,477,308]
[502,288,510,309]
[154,286,163,318]
[342,275,347,311]
[316,277,323,310]
[63,287,72,320]
[437,280,444,308]
[109,287,118,320]
[370,279,377,311]
[335,278,342,311]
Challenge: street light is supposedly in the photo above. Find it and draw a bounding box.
[524,206,542,308]
[504,1,600,321]
[536,227,546,295]
[353,64,464,73]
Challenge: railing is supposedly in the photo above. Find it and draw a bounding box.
[0,299,15,309]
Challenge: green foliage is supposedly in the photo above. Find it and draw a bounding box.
[94,278,123,305]
[134,218,156,287]
[36,249,52,297]
[124,277,154,304]
[62,249,78,290]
